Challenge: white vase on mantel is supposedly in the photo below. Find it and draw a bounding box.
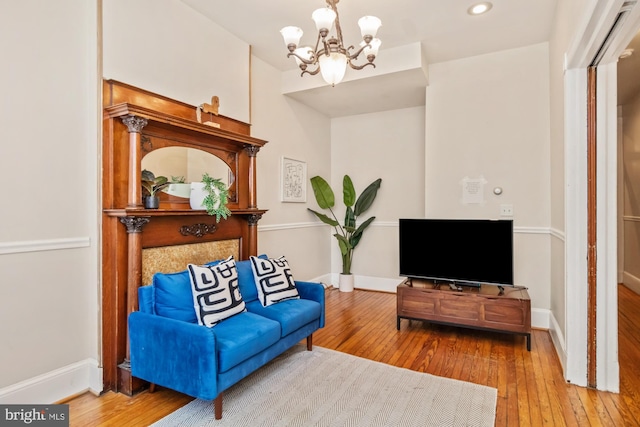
[189,182,207,210]
[190,182,221,210]
[339,274,354,292]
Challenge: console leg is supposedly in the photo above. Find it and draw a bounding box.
[527,334,531,351]
[397,316,400,330]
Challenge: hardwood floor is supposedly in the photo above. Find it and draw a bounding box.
[65,284,640,426]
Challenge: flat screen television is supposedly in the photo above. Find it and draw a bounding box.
[399,218,514,287]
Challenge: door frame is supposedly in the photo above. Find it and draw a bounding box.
[564,0,640,391]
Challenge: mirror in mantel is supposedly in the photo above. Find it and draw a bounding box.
[141,147,234,198]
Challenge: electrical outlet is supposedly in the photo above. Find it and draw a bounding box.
[500,204,514,217]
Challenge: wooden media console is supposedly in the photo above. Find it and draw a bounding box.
[396,279,531,350]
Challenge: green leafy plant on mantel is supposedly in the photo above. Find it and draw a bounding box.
[308,175,382,275]
[202,172,231,222]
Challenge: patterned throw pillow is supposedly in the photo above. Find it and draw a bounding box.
[250,255,300,307]
[187,256,246,327]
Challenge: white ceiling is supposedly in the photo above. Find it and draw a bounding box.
[182,0,559,117]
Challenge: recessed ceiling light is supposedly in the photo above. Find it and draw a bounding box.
[468,2,493,15]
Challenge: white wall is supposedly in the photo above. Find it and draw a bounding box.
[250,56,333,281]
[425,44,552,312]
[547,0,587,358]
[103,0,250,122]
[0,0,100,401]
[329,107,426,283]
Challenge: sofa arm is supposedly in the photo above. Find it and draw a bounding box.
[295,281,325,328]
[129,311,218,400]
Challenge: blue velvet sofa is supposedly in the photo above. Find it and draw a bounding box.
[128,256,325,419]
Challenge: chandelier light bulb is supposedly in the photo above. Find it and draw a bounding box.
[319,52,348,86]
[280,26,303,50]
[312,7,337,34]
[358,16,382,40]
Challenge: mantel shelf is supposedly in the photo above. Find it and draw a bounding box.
[104,208,268,218]
[104,102,267,148]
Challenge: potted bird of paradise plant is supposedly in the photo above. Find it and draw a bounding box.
[308,175,382,292]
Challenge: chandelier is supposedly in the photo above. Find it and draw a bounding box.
[280,0,382,86]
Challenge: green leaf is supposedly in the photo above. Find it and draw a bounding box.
[141,169,155,181]
[354,178,382,216]
[200,172,231,222]
[310,176,335,209]
[141,173,169,196]
[334,234,352,256]
[344,206,355,230]
[141,181,153,196]
[343,175,356,207]
[308,208,340,227]
[350,216,376,249]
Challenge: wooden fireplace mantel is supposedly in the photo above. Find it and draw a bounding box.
[101,80,268,395]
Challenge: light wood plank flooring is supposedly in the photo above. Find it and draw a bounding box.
[64,284,640,426]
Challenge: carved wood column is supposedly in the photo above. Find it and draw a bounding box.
[245,145,260,209]
[247,213,263,256]
[118,215,149,395]
[121,115,148,209]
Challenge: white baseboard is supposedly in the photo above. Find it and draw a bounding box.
[323,274,403,293]
[531,308,550,330]
[548,311,567,374]
[306,273,333,288]
[306,273,403,293]
[0,359,102,404]
[622,271,640,294]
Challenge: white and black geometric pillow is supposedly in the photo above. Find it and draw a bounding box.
[250,256,300,307]
[187,256,246,327]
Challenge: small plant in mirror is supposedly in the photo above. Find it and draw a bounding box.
[202,172,231,222]
[141,169,170,209]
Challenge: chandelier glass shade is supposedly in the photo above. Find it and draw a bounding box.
[280,0,381,86]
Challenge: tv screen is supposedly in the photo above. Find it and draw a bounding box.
[399,218,514,287]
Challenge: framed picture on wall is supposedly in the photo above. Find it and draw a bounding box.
[281,157,307,203]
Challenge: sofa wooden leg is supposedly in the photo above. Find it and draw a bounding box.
[214,393,223,420]
[307,334,313,351]
[148,383,156,393]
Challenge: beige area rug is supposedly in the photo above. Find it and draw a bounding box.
[151,346,497,427]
